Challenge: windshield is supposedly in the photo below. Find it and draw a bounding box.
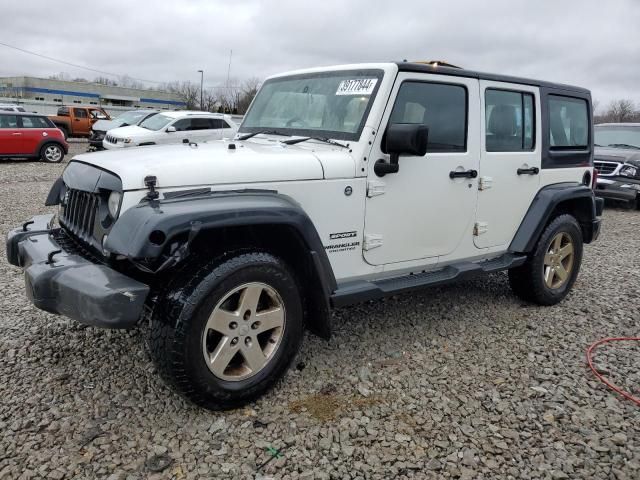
[115,110,152,126]
[240,69,384,141]
[139,113,173,131]
[594,126,640,149]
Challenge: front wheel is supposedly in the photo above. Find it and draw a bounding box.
[148,251,304,410]
[508,214,583,305]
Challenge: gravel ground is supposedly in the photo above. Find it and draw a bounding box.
[1,142,639,479]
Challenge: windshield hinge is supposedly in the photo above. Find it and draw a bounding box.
[367,180,385,198]
[144,175,159,201]
[363,234,384,250]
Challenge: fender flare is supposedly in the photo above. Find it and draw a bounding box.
[105,191,337,335]
[509,182,602,253]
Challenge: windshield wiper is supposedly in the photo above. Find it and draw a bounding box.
[236,130,289,140]
[607,143,640,150]
[281,136,349,149]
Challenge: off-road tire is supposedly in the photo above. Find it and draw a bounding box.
[40,143,64,163]
[147,251,304,410]
[508,214,583,305]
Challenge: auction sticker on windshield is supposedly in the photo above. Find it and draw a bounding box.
[336,78,378,96]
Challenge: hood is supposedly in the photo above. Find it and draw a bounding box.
[92,118,131,133]
[106,125,149,138]
[595,146,640,167]
[70,140,355,190]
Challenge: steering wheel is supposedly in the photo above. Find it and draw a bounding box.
[285,117,309,128]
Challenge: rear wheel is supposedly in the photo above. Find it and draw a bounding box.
[40,143,64,163]
[147,251,304,410]
[58,127,69,140]
[509,214,583,305]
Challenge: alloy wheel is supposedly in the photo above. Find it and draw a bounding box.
[201,282,285,381]
[44,145,62,162]
[543,232,575,289]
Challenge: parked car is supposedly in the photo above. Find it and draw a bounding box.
[0,111,68,162]
[0,104,27,112]
[89,109,159,151]
[49,106,110,139]
[102,111,237,149]
[593,123,640,209]
[7,62,602,410]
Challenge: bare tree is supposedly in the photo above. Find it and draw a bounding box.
[163,81,201,110]
[606,99,636,123]
[237,77,261,114]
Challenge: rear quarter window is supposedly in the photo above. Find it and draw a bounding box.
[541,91,592,169]
[549,95,588,149]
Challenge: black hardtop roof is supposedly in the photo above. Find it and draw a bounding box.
[396,62,590,95]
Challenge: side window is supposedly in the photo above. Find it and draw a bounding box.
[190,118,213,130]
[0,115,18,128]
[74,108,88,119]
[388,81,467,152]
[208,119,229,129]
[21,116,49,128]
[485,89,535,152]
[548,95,588,149]
[172,119,191,131]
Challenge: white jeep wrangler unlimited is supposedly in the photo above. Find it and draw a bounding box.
[7,62,603,410]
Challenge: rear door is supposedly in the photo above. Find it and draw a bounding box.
[0,115,24,154]
[474,81,541,249]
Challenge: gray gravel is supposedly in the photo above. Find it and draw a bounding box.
[1,144,639,479]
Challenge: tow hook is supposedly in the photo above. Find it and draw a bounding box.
[22,220,35,232]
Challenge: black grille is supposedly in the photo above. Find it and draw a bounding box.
[594,161,618,176]
[59,189,100,241]
[105,134,118,144]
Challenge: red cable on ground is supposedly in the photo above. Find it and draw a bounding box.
[586,337,640,406]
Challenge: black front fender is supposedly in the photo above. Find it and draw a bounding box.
[105,191,337,296]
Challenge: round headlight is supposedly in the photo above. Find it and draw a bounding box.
[108,191,122,218]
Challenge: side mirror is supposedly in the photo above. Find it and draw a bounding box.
[375,124,429,177]
[166,126,176,133]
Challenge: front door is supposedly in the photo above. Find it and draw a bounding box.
[0,115,23,154]
[473,81,541,249]
[73,108,90,136]
[363,73,481,265]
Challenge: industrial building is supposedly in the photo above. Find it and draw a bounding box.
[0,76,186,115]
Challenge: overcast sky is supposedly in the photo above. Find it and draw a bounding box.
[1,0,639,111]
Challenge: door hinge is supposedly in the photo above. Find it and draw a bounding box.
[474,222,489,236]
[366,180,385,198]
[363,234,384,250]
[478,176,493,191]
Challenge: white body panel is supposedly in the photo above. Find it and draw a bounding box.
[77,62,593,285]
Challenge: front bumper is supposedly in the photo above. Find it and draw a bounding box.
[6,214,149,329]
[595,178,640,202]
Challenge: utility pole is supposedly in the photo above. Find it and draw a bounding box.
[226,50,232,113]
[197,69,204,111]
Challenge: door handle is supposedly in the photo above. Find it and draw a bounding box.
[11,132,22,135]
[449,169,477,179]
[517,167,539,175]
